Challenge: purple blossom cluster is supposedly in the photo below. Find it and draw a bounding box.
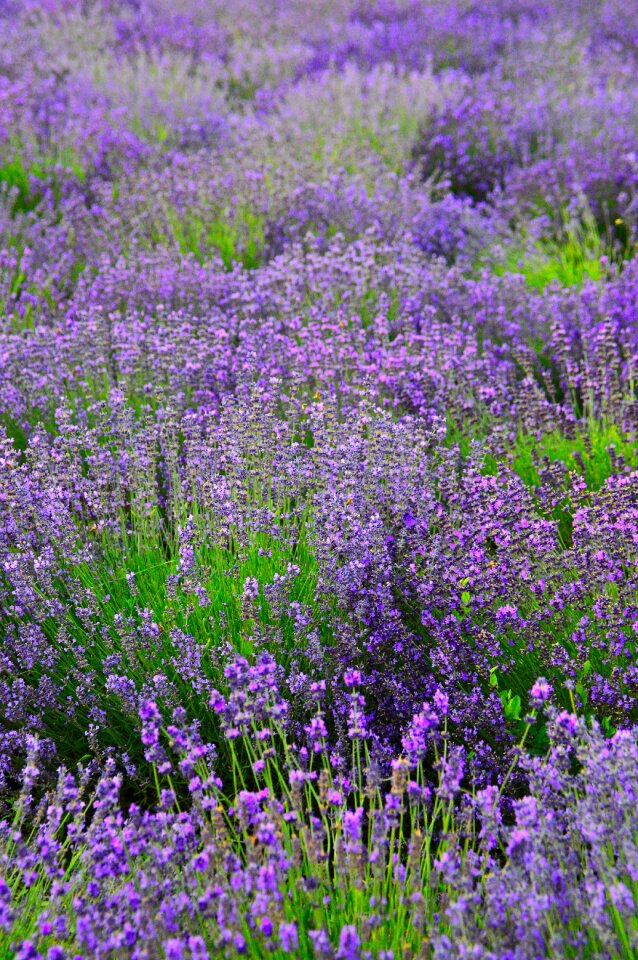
[3,675,638,959]
[2,0,638,955]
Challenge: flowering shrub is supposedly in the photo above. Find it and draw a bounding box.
[2,662,638,958]
[2,0,638,956]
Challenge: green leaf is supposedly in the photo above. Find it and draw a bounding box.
[575,680,588,708]
[505,694,521,721]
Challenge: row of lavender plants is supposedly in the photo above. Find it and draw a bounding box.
[2,1,638,957]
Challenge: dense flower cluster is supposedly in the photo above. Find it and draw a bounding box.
[2,680,638,959]
[2,0,638,956]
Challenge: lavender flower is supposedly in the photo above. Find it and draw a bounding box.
[2,3,638,957]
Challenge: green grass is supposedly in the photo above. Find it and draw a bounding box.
[511,421,638,490]
[0,158,41,215]
[488,204,635,291]
[0,151,85,216]
[496,241,603,290]
[155,205,265,268]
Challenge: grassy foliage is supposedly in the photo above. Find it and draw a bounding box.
[511,421,638,490]
[484,203,637,290]
[165,207,266,268]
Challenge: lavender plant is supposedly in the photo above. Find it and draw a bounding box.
[2,660,638,959]
[2,0,638,956]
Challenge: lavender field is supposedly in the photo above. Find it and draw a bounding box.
[2,1,638,957]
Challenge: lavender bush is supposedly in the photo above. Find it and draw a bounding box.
[2,665,638,959]
[2,1,638,957]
